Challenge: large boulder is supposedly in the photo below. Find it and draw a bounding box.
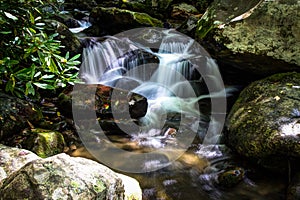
[0,92,42,140]
[87,7,163,36]
[0,153,142,200]
[0,144,40,183]
[226,72,300,162]
[196,0,300,76]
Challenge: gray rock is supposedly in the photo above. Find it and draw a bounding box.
[0,144,40,183]
[0,153,142,199]
[198,0,300,76]
[226,72,300,160]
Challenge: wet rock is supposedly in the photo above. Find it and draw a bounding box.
[198,0,300,76]
[177,15,201,37]
[226,72,300,162]
[0,92,42,140]
[0,153,142,200]
[0,144,40,183]
[23,128,66,158]
[171,3,199,20]
[216,167,245,188]
[88,7,163,36]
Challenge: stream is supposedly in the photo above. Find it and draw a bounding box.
[70,26,288,199]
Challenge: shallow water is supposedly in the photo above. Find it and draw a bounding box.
[123,144,287,200]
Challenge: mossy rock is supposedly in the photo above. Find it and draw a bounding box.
[198,0,300,76]
[226,72,300,161]
[88,7,163,36]
[171,3,199,20]
[24,128,66,158]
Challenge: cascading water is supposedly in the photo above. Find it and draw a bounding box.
[72,28,285,199]
[69,20,92,34]
[79,29,225,145]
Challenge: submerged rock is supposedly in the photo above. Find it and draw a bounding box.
[88,7,163,36]
[226,72,300,162]
[0,153,142,200]
[216,167,245,188]
[0,92,42,140]
[199,0,300,76]
[0,144,40,183]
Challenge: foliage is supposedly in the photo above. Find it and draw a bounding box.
[0,0,80,99]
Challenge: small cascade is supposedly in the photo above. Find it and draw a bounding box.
[78,28,226,149]
[69,20,91,33]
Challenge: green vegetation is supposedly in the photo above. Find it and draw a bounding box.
[0,0,81,99]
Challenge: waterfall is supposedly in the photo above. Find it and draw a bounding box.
[78,29,226,143]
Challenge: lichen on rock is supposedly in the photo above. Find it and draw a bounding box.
[0,153,142,199]
[226,72,300,162]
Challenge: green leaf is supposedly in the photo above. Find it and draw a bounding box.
[25,82,35,96]
[45,56,51,67]
[5,79,15,93]
[33,82,55,90]
[0,31,12,34]
[35,23,45,26]
[68,54,81,62]
[41,74,55,79]
[66,61,81,65]
[29,11,35,24]
[34,71,41,77]
[4,12,18,21]
[65,52,70,60]
[15,68,32,80]
[49,58,58,72]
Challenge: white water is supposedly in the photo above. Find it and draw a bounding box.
[69,20,92,33]
[79,30,226,144]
